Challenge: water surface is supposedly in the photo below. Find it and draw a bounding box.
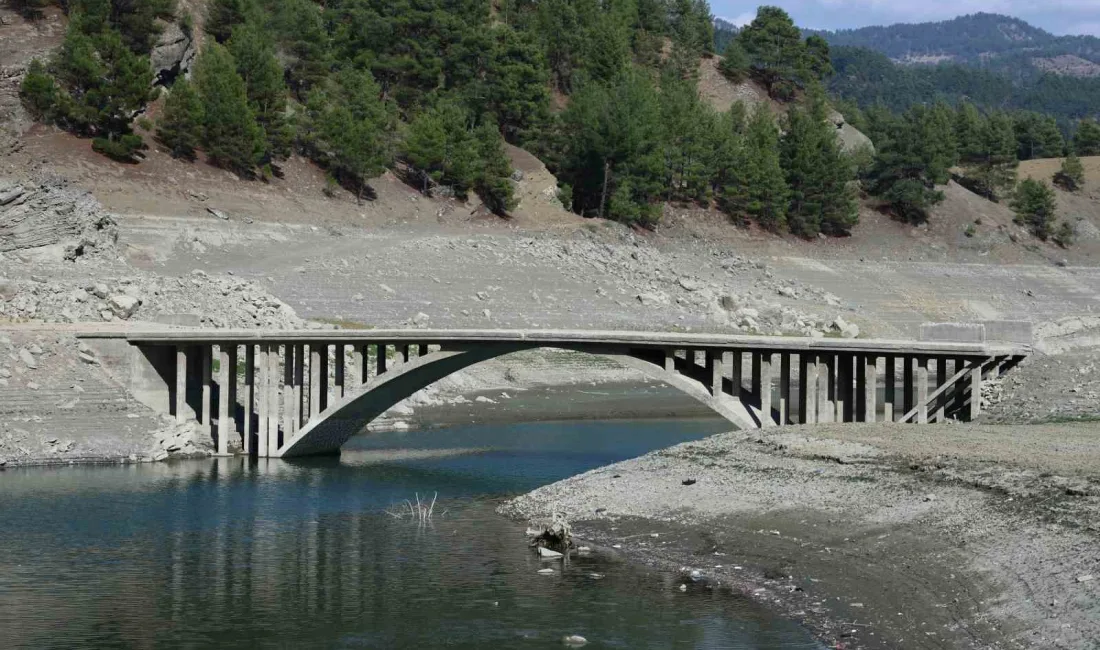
[0,419,824,649]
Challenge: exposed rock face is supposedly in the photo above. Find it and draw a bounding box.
[828,109,875,155]
[0,177,119,259]
[150,22,196,86]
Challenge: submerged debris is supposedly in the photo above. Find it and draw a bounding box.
[527,512,573,553]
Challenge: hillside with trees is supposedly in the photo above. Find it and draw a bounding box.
[11,1,1089,249]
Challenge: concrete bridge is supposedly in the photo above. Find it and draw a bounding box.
[80,329,1030,459]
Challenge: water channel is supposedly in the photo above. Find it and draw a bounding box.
[0,418,825,649]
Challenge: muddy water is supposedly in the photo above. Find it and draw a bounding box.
[0,419,824,649]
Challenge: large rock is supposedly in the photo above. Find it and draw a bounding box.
[828,109,875,155]
[150,22,196,86]
[0,177,119,258]
[108,295,141,319]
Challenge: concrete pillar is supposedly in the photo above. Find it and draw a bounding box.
[969,361,982,421]
[665,348,677,373]
[779,353,791,425]
[351,346,363,388]
[293,343,304,430]
[855,355,866,421]
[935,357,948,423]
[864,355,877,423]
[318,344,329,412]
[819,353,834,424]
[201,345,212,435]
[310,344,322,418]
[334,344,345,400]
[916,358,929,424]
[257,345,268,457]
[217,344,231,456]
[399,344,410,365]
[708,350,722,396]
[903,356,915,415]
[759,352,773,426]
[884,355,895,422]
[283,344,295,438]
[798,354,811,424]
[953,356,967,420]
[228,345,238,446]
[244,345,254,455]
[721,351,733,396]
[751,352,762,408]
[838,354,852,422]
[376,343,388,376]
[268,344,280,453]
[730,351,743,401]
[175,345,188,423]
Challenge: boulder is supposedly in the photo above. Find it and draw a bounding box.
[109,294,141,319]
[0,278,17,301]
[150,22,196,86]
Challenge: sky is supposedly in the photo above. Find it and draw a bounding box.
[711,1,1100,37]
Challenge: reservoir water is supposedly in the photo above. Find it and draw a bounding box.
[0,419,824,649]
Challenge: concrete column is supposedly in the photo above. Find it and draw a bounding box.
[310,344,321,418]
[721,351,733,396]
[318,344,329,412]
[864,355,877,423]
[351,346,363,388]
[935,357,948,423]
[293,343,304,430]
[837,354,852,422]
[399,344,410,365]
[217,344,231,456]
[175,345,188,423]
[244,345,254,455]
[228,345,238,446]
[798,354,811,424]
[903,356,915,415]
[708,351,722,396]
[751,352,762,408]
[953,356,967,420]
[855,355,867,421]
[916,357,929,424]
[268,344,280,453]
[969,361,982,421]
[884,355,895,422]
[334,344,345,401]
[201,345,212,434]
[779,353,791,425]
[376,343,388,376]
[664,348,676,373]
[283,344,295,438]
[257,345,268,457]
[759,352,773,426]
[819,353,834,424]
[730,351,743,401]
[806,355,819,425]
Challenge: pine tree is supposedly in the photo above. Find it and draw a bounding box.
[1074,119,1100,156]
[156,77,204,160]
[802,35,833,82]
[18,59,58,120]
[867,106,950,224]
[781,90,857,237]
[472,119,517,216]
[205,0,257,43]
[228,22,291,158]
[722,108,788,230]
[739,6,805,99]
[402,100,480,195]
[1054,152,1085,192]
[1011,178,1058,240]
[709,102,747,199]
[193,42,264,175]
[959,111,1018,201]
[659,75,714,203]
[305,68,395,202]
[718,40,750,83]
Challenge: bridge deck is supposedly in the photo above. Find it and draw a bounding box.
[78,328,1030,356]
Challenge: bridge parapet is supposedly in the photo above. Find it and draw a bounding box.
[77,329,1030,459]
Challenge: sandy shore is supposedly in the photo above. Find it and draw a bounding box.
[501,422,1100,650]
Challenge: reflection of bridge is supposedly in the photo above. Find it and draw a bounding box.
[81,329,1030,458]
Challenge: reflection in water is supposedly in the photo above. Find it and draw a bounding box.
[0,420,824,649]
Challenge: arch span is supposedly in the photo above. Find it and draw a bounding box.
[277,343,760,458]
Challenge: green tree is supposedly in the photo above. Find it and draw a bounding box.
[156,77,204,159]
[959,110,1018,201]
[193,42,264,175]
[304,68,395,202]
[718,40,750,83]
[659,74,715,203]
[708,102,747,199]
[1013,112,1065,160]
[738,6,805,98]
[205,0,257,43]
[1054,152,1086,192]
[1011,178,1058,240]
[471,119,517,216]
[228,22,291,158]
[802,34,833,82]
[269,0,331,99]
[781,90,857,237]
[401,99,480,195]
[1052,221,1075,248]
[18,59,58,120]
[1075,119,1100,156]
[721,108,788,230]
[867,106,952,224]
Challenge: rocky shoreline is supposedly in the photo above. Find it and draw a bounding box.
[501,423,1100,650]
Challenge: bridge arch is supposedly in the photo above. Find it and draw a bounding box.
[277,343,760,458]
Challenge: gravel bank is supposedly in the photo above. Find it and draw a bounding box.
[502,422,1100,650]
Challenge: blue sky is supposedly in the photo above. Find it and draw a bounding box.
[711,1,1100,36]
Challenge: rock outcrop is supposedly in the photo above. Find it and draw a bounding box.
[0,176,119,259]
[150,22,196,86]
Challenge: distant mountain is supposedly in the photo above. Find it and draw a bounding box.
[812,13,1100,78]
